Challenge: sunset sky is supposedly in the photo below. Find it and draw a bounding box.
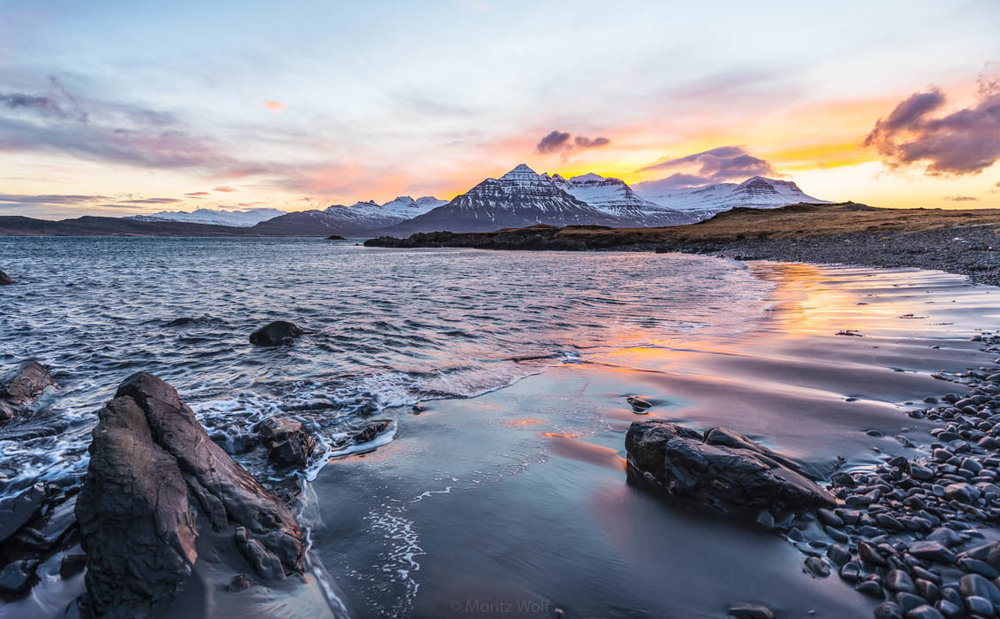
[1,0,999,219]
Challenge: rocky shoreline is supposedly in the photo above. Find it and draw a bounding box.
[667,226,999,288]
[626,331,1000,619]
[365,205,1000,286]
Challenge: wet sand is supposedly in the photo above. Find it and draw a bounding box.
[309,262,1000,618]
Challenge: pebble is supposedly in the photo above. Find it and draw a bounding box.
[804,556,830,577]
[727,604,774,619]
[886,569,917,594]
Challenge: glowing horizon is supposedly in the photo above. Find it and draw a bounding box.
[1,1,998,219]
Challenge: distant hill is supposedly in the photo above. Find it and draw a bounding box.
[0,215,281,237]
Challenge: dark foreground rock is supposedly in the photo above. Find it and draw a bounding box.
[249,320,304,346]
[0,270,11,285]
[326,234,345,240]
[626,420,835,513]
[257,417,316,467]
[1,361,56,421]
[75,372,306,617]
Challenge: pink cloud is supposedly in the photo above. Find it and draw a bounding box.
[213,186,237,193]
[262,101,286,112]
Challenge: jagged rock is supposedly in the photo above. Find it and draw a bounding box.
[0,270,12,285]
[1,361,56,420]
[0,484,45,544]
[625,421,835,513]
[249,321,304,346]
[257,417,316,467]
[76,372,305,617]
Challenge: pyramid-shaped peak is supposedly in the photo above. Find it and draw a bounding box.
[500,163,540,181]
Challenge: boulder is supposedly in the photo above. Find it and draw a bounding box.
[1,361,56,420]
[249,321,304,347]
[0,270,11,285]
[76,372,305,617]
[257,417,316,467]
[625,420,836,514]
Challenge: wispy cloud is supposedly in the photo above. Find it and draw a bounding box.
[213,186,237,192]
[945,195,979,202]
[262,100,286,112]
[638,146,777,188]
[0,78,265,174]
[115,197,183,204]
[865,69,1000,175]
[185,191,211,197]
[0,193,108,207]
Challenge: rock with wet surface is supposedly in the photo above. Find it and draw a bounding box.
[257,417,316,467]
[0,270,11,285]
[625,420,836,513]
[248,320,304,346]
[0,361,56,421]
[75,372,306,617]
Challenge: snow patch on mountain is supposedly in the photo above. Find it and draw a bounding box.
[634,176,830,219]
[131,207,287,227]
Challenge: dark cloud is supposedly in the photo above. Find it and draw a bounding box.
[574,135,610,149]
[536,130,571,154]
[945,195,979,202]
[536,130,610,154]
[638,146,776,185]
[865,74,1000,175]
[185,191,210,197]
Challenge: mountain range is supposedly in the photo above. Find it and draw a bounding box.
[252,196,446,236]
[2,165,830,237]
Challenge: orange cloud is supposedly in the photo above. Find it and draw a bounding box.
[262,101,286,112]
[213,186,237,193]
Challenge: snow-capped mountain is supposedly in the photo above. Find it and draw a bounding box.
[131,207,286,227]
[549,172,696,226]
[633,176,829,220]
[384,164,694,234]
[251,195,445,236]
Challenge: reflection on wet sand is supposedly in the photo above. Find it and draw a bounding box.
[311,262,1000,618]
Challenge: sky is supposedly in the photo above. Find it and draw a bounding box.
[1,0,999,219]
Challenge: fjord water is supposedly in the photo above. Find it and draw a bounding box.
[2,237,1000,617]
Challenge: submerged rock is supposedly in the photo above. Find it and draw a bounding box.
[0,270,11,285]
[257,417,316,467]
[76,372,305,617]
[625,420,835,514]
[249,320,304,347]
[1,361,56,421]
